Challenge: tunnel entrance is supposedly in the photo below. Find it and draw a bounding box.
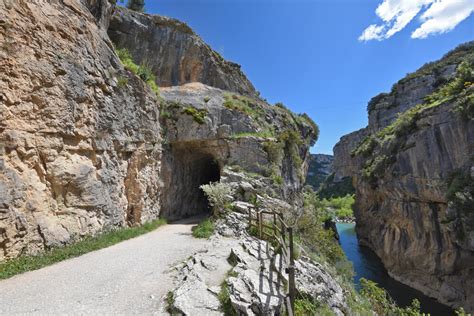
[161,143,221,220]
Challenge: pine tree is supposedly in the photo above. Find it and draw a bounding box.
[127,0,145,12]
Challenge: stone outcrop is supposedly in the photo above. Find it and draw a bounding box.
[159,83,316,220]
[108,7,259,98]
[332,42,474,311]
[0,0,162,260]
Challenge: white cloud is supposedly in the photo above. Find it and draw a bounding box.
[359,0,474,41]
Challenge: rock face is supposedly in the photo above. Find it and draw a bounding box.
[108,7,259,98]
[332,42,474,311]
[305,154,334,190]
[159,83,316,220]
[0,1,317,261]
[0,0,162,260]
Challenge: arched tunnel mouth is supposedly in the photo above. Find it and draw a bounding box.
[161,143,221,221]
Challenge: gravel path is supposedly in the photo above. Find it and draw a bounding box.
[0,216,208,315]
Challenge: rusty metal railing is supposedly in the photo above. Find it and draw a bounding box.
[247,207,296,316]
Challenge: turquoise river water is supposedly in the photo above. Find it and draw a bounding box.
[336,223,455,316]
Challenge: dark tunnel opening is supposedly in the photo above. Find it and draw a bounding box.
[161,144,221,220]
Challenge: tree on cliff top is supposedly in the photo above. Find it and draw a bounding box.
[127,0,145,12]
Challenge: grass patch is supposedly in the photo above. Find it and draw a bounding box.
[192,218,215,239]
[0,219,167,280]
[223,94,265,120]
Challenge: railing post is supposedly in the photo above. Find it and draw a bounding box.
[248,207,252,229]
[272,213,277,237]
[288,227,296,313]
[258,211,263,239]
[281,219,286,244]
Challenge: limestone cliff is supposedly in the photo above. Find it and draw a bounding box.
[333,42,474,310]
[0,0,317,261]
[0,0,163,260]
[108,7,259,98]
[158,83,316,220]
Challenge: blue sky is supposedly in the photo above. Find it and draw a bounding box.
[139,0,473,154]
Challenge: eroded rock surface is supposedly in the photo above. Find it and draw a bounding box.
[159,83,316,220]
[0,0,161,260]
[108,7,259,97]
[332,42,474,310]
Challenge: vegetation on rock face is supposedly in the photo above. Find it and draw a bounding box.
[0,219,166,280]
[192,218,215,239]
[223,94,265,120]
[182,106,208,124]
[115,47,159,97]
[446,169,474,215]
[352,61,474,186]
[295,191,348,267]
[398,41,474,86]
[359,278,424,316]
[218,280,236,316]
[262,129,306,184]
[294,297,333,315]
[274,102,319,146]
[200,182,235,217]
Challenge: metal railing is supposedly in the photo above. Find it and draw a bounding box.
[247,207,296,316]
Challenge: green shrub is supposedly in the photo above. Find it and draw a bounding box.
[455,89,474,120]
[271,173,284,185]
[294,297,318,315]
[446,169,474,214]
[296,192,346,265]
[0,219,166,280]
[200,182,235,217]
[192,219,215,239]
[263,141,283,165]
[297,113,319,145]
[360,278,424,316]
[182,106,208,124]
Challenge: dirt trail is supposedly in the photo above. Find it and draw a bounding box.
[0,216,208,315]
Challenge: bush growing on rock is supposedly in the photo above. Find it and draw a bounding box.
[200,182,235,217]
[360,278,423,316]
[115,47,159,97]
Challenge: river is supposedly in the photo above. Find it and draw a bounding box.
[336,223,454,316]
